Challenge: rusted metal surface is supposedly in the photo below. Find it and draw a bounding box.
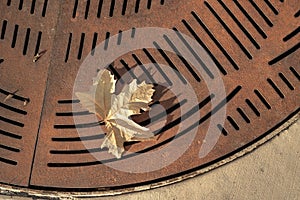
[0,0,299,193]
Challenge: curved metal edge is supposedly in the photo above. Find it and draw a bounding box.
[0,112,299,199]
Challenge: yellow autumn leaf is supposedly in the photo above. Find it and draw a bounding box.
[76,69,155,158]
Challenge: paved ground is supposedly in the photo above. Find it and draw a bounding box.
[0,119,299,200]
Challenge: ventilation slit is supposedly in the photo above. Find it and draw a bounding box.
[122,0,128,15]
[268,43,300,65]
[191,11,240,70]
[205,1,252,59]
[245,99,260,117]
[217,124,228,136]
[18,0,23,10]
[254,89,271,109]
[91,32,98,56]
[30,0,36,14]
[295,10,300,18]
[289,66,300,80]
[236,108,250,123]
[117,31,122,45]
[0,144,20,153]
[104,32,110,50]
[249,0,273,27]
[163,35,201,82]
[23,28,31,55]
[0,129,22,139]
[0,102,27,115]
[131,27,136,38]
[263,0,279,15]
[77,33,85,60]
[42,0,48,17]
[135,0,141,13]
[132,54,156,83]
[227,116,240,130]
[72,0,78,18]
[147,0,152,9]
[120,59,139,81]
[182,20,227,75]
[109,0,115,17]
[11,24,19,48]
[172,27,214,79]
[233,0,267,39]
[1,20,7,40]
[283,27,300,42]
[97,0,104,18]
[142,48,173,86]
[65,33,72,62]
[0,116,24,127]
[34,31,42,55]
[279,73,294,90]
[267,78,284,98]
[217,0,260,49]
[85,0,90,19]
[0,157,17,165]
[153,41,187,84]
[108,64,123,84]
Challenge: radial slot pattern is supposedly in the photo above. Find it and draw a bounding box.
[0,0,299,194]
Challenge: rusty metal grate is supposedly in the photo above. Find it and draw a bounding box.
[0,0,299,196]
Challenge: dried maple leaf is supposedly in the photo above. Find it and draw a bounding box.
[76,69,155,158]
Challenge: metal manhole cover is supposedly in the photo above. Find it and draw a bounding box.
[0,0,299,197]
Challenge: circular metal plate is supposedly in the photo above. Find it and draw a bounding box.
[0,0,299,197]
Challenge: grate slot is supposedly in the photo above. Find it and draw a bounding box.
[56,111,91,117]
[104,32,110,50]
[109,0,116,17]
[233,0,267,39]
[0,102,27,115]
[18,0,23,10]
[217,124,228,136]
[117,30,122,45]
[217,0,260,49]
[0,157,17,165]
[30,0,36,14]
[267,78,285,98]
[142,48,173,86]
[77,33,85,60]
[163,34,202,82]
[236,107,251,123]
[289,66,300,81]
[91,32,98,56]
[0,58,3,64]
[23,28,31,55]
[41,0,48,17]
[153,41,187,84]
[97,0,104,18]
[283,26,300,42]
[191,11,240,70]
[268,42,300,65]
[84,0,90,19]
[122,0,128,15]
[135,0,141,13]
[278,72,295,90]
[11,24,19,48]
[6,0,11,6]
[254,89,271,109]
[34,31,42,55]
[0,19,6,39]
[0,129,22,140]
[295,10,300,18]
[0,144,20,153]
[120,59,139,81]
[72,0,78,18]
[227,116,240,130]
[52,134,104,142]
[263,0,279,15]
[0,116,24,127]
[54,121,104,129]
[147,0,152,9]
[204,1,253,59]
[245,99,260,117]
[108,64,123,83]
[248,0,273,27]
[64,33,72,62]
[181,20,227,75]
[172,27,214,79]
